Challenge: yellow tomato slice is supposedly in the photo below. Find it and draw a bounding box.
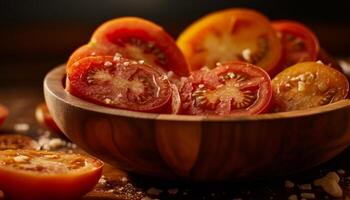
[177,8,282,75]
[0,150,103,200]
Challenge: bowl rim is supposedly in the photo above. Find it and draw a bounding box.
[44,65,350,122]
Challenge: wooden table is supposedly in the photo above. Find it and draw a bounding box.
[1,62,350,200]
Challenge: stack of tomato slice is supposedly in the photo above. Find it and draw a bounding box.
[66,9,349,116]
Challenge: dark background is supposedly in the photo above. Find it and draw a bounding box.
[0,0,349,87]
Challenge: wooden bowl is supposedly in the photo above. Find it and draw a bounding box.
[44,66,350,181]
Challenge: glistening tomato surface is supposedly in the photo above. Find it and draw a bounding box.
[67,55,173,113]
[0,104,8,127]
[0,150,103,200]
[177,8,281,75]
[272,62,349,112]
[180,62,272,115]
[91,17,189,76]
[272,20,320,69]
[35,103,61,133]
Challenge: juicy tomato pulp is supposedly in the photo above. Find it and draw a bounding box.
[90,17,189,76]
[35,103,61,133]
[180,62,272,115]
[0,135,38,150]
[67,55,174,113]
[0,104,8,127]
[0,150,103,200]
[177,8,281,75]
[272,21,320,69]
[272,62,349,112]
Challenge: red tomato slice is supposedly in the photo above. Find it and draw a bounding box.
[35,103,61,133]
[67,55,173,113]
[272,62,349,112]
[0,135,38,150]
[272,20,320,69]
[0,149,103,200]
[91,17,189,76]
[180,62,272,115]
[0,104,8,128]
[177,8,282,75]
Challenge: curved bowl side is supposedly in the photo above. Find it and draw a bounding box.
[44,66,350,181]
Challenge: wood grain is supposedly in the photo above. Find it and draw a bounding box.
[44,66,350,181]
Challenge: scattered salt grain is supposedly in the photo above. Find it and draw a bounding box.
[138,60,145,64]
[288,194,298,200]
[285,180,295,189]
[167,188,178,195]
[146,187,162,196]
[299,184,312,190]
[13,155,29,162]
[104,61,113,67]
[14,123,30,132]
[242,48,252,61]
[300,192,315,199]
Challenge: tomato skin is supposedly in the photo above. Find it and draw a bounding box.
[67,56,173,113]
[35,103,61,133]
[0,104,8,128]
[177,8,282,76]
[0,150,103,200]
[272,20,320,70]
[272,62,349,112]
[180,62,272,115]
[91,17,189,76]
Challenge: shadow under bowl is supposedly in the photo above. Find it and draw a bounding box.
[44,65,350,181]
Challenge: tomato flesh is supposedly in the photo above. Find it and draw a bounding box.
[180,62,272,115]
[272,20,320,69]
[67,55,173,113]
[0,135,38,150]
[0,104,8,127]
[90,17,189,76]
[177,8,281,75]
[272,62,349,112]
[0,149,103,200]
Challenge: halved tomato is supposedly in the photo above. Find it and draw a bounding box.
[67,55,173,113]
[180,62,272,115]
[35,103,61,133]
[0,150,103,200]
[90,17,189,76]
[0,104,8,127]
[272,62,349,112]
[272,20,320,69]
[177,8,282,75]
[0,134,38,150]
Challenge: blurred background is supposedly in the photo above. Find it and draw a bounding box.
[0,0,349,87]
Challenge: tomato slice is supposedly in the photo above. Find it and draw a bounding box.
[90,17,189,76]
[177,8,281,75]
[180,62,272,115]
[0,135,38,150]
[35,103,61,133]
[67,55,173,113]
[0,150,103,200]
[272,20,320,69]
[272,62,349,112]
[0,104,8,128]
